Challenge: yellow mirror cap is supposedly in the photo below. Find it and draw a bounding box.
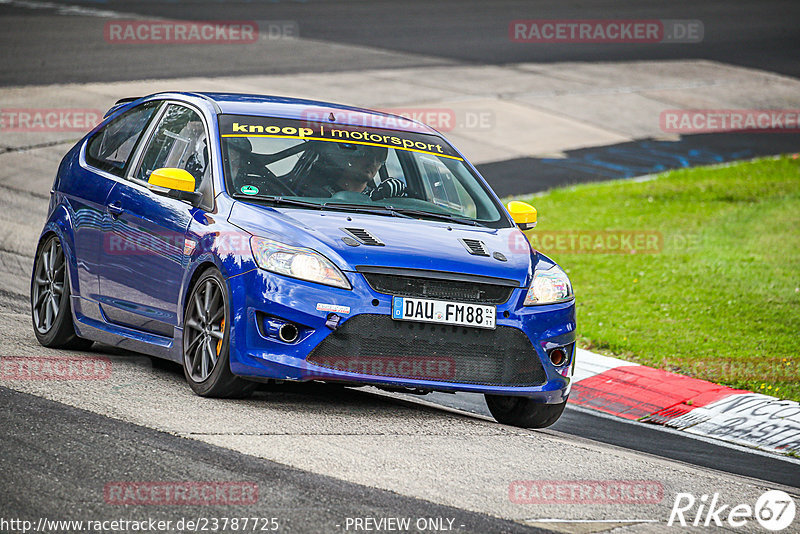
[148,168,196,192]
[506,200,537,224]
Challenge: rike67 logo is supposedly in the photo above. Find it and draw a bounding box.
[668,490,796,531]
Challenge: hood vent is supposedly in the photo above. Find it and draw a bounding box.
[342,228,384,246]
[459,238,489,256]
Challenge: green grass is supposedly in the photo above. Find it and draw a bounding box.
[516,155,800,401]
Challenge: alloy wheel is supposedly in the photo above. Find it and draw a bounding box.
[184,278,226,382]
[32,238,66,334]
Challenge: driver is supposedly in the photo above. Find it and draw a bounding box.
[297,141,406,200]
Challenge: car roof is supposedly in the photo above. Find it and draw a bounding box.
[152,92,440,135]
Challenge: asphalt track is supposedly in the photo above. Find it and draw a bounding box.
[417,391,800,489]
[0,386,546,534]
[1,1,799,531]
[1,0,799,84]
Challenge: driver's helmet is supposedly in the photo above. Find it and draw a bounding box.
[314,141,387,184]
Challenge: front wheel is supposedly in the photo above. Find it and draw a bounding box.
[485,394,568,428]
[182,269,256,398]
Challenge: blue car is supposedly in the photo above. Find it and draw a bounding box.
[31,92,575,428]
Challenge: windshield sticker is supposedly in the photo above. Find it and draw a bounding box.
[240,185,259,195]
[219,115,462,160]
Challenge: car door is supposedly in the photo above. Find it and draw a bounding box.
[68,101,161,304]
[98,103,214,336]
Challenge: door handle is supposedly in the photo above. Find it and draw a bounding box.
[106,202,124,218]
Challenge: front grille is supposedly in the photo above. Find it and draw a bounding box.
[361,272,514,304]
[306,314,546,387]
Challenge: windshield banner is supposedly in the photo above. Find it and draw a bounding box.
[219,115,462,160]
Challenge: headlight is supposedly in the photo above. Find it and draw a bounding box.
[523,265,573,305]
[250,236,351,289]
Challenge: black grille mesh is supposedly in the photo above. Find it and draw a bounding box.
[361,273,514,304]
[307,314,546,386]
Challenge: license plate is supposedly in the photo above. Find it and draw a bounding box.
[391,297,496,330]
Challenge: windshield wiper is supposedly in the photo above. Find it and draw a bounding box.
[322,202,414,219]
[233,195,413,218]
[231,194,324,209]
[381,207,486,227]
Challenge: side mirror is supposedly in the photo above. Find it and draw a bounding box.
[148,168,203,207]
[506,201,537,230]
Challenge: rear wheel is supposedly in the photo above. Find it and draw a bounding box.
[485,394,568,428]
[30,235,93,350]
[182,269,256,398]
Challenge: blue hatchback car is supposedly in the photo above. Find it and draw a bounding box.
[31,92,576,428]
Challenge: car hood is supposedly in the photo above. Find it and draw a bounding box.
[229,202,535,287]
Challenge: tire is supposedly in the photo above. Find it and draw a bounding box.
[182,268,256,398]
[30,235,93,350]
[485,394,568,428]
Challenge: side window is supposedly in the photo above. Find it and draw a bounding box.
[86,102,160,176]
[135,104,210,192]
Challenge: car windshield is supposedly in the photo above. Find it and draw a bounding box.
[219,114,510,228]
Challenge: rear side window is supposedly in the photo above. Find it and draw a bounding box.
[86,101,160,176]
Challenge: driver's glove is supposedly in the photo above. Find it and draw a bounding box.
[369,178,406,200]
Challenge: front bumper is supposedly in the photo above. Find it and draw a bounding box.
[226,267,576,403]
